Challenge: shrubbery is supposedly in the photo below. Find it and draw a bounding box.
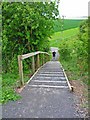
[2,2,59,73]
[59,20,88,84]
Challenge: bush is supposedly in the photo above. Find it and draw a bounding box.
[2,2,59,73]
[59,19,88,84]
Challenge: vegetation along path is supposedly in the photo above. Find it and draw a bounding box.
[2,48,81,118]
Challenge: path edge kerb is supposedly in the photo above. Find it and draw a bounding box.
[60,63,74,92]
[18,62,49,93]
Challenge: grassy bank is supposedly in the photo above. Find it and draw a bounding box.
[1,73,21,103]
[1,66,33,104]
[49,27,79,47]
[49,27,88,84]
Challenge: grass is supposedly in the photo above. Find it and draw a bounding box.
[54,19,83,32]
[1,73,21,103]
[49,27,79,47]
[49,27,88,84]
[1,59,46,104]
[1,69,32,104]
[49,27,80,80]
[61,61,78,80]
[0,74,2,105]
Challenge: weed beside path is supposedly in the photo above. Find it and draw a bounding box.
[1,73,21,103]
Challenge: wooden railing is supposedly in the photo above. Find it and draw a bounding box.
[18,51,50,86]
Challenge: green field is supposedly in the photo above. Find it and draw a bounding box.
[49,27,79,47]
[54,19,83,32]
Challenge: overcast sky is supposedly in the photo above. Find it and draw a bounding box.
[58,0,90,19]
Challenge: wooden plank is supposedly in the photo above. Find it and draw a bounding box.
[40,52,50,55]
[18,55,24,86]
[37,74,64,76]
[33,80,67,83]
[35,76,66,79]
[42,53,44,65]
[37,54,40,68]
[21,51,49,60]
[22,51,40,60]
[39,71,64,74]
[28,85,68,88]
[32,56,35,73]
[60,63,74,92]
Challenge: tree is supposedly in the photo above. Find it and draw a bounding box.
[2,2,59,72]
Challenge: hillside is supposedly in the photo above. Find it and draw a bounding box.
[54,19,83,32]
[49,27,79,47]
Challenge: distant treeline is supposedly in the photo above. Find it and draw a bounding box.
[54,19,84,32]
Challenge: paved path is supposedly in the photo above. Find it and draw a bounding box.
[2,61,81,118]
[2,48,81,118]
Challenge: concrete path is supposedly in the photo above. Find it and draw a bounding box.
[2,61,81,118]
[2,47,82,118]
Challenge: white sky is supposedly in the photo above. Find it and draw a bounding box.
[58,0,90,19]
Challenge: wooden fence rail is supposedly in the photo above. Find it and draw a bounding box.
[18,51,50,86]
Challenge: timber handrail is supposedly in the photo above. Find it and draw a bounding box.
[18,51,50,86]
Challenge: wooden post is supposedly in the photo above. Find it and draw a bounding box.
[37,54,40,68]
[46,54,48,62]
[18,55,24,86]
[44,54,46,63]
[42,54,44,65]
[48,55,50,61]
[32,56,35,73]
